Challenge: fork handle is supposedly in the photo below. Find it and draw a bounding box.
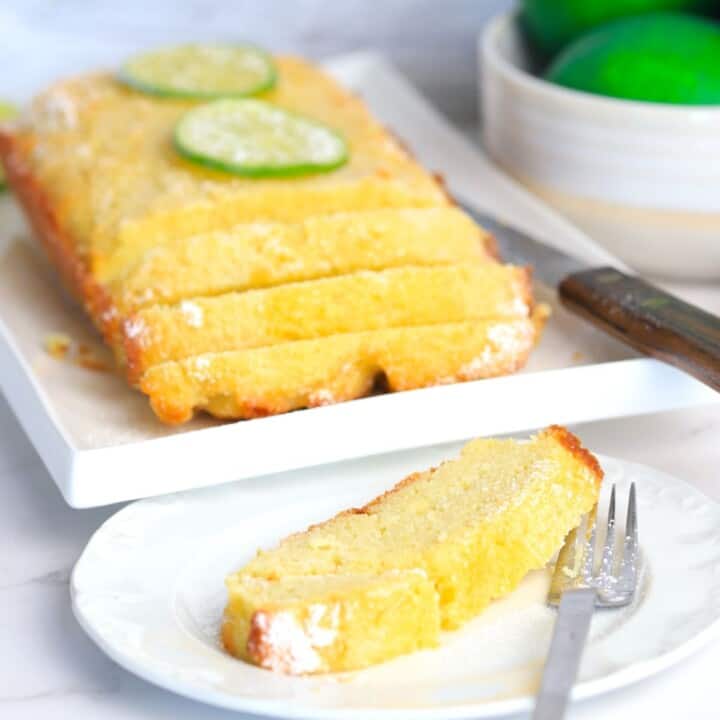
[533,588,596,720]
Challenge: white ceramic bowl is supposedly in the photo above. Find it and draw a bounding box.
[480,12,720,280]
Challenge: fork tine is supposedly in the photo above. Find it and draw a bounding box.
[617,483,639,597]
[626,482,638,541]
[599,485,616,576]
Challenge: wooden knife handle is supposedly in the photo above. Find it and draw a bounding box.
[559,267,720,392]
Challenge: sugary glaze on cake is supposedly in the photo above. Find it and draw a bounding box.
[0,53,545,423]
[222,426,602,673]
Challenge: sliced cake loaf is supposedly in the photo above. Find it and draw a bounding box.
[222,426,602,673]
[0,51,545,424]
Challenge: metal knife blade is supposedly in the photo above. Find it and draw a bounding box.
[461,204,587,287]
[459,203,720,392]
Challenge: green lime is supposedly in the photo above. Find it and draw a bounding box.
[0,101,19,190]
[118,44,276,99]
[546,13,720,104]
[174,99,349,178]
[522,0,715,56]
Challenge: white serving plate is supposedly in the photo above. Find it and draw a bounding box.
[71,447,720,718]
[0,52,716,508]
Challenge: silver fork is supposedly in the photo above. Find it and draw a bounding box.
[532,483,639,720]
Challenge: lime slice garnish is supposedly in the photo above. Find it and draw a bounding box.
[0,101,19,190]
[118,44,276,99]
[174,99,349,178]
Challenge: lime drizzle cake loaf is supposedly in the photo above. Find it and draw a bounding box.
[0,50,545,423]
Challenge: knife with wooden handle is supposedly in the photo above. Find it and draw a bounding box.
[463,206,720,392]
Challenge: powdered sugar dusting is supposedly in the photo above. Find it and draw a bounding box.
[100,305,119,325]
[124,317,148,346]
[309,388,335,406]
[249,600,341,675]
[254,611,322,674]
[179,300,204,327]
[457,322,534,379]
[306,604,339,648]
[488,322,531,352]
[188,355,212,382]
[498,296,530,316]
[458,348,495,378]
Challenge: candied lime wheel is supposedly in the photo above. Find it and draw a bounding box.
[0,101,19,189]
[118,44,276,99]
[174,99,349,178]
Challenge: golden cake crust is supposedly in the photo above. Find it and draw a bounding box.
[545,424,604,480]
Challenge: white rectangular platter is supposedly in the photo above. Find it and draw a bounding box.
[0,51,716,507]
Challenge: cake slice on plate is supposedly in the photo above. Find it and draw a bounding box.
[222,425,602,673]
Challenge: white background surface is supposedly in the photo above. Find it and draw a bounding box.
[1,2,720,718]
